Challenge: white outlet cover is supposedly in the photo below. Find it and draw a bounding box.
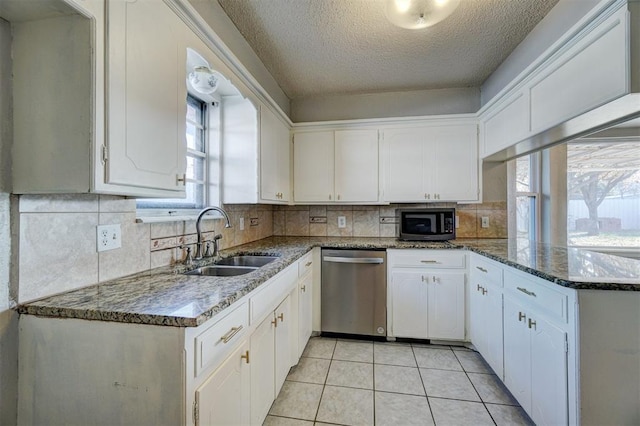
[338,216,346,228]
[97,224,122,252]
[239,217,245,231]
[481,216,490,228]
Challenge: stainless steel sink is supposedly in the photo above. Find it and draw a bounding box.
[214,255,279,267]
[184,265,258,277]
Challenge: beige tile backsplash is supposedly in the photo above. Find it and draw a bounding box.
[13,194,506,303]
[274,202,507,239]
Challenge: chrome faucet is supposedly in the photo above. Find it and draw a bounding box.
[195,206,231,260]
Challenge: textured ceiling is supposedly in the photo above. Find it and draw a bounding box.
[217,0,559,99]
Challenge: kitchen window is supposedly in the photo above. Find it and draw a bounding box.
[567,139,640,252]
[509,152,541,243]
[137,95,221,218]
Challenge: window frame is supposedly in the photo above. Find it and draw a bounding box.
[136,94,221,221]
[509,152,542,242]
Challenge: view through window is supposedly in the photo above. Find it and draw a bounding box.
[567,140,640,249]
[515,153,539,242]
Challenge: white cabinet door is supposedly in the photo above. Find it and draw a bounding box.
[195,341,250,426]
[293,131,334,202]
[382,124,479,203]
[390,271,428,339]
[274,295,292,397]
[484,282,504,378]
[106,0,187,192]
[503,295,532,413]
[260,106,290,202]
[530,315,568,426]
[297,272,313,359]
[250,314,275,426]
[430,124,478,201]
[334,130,379,202]
[427,272,465,340]
[529,7,628,133]
[382,128,425,201]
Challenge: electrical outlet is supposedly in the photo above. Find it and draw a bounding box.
[338,216,346,228]
[239,217,245,231]
[481,216,490,228]
[455,215,460,229]
[97,224,121,252]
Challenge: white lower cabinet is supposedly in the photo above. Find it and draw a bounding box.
[504,293,568,426]
[469,254,504,378]
[388,250,466,341]
[195,341,250,426]
[297,252,314,358]
[18,254,316,426]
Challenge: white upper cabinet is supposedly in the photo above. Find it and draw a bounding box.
[481,90,530,158]
[382,123,479,203]
[334,130,379,202]
[480,3,630,159]
[293,131,335,202]
[260,105,291,203]
[105,0,188,194]
[528,6,628,133]
[11,0,196,197]
[293,129,379,203]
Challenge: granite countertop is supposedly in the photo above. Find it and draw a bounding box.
[16,236,640,327]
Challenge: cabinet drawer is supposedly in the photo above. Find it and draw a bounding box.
[470,255,503,286]
[504,269,568,323]
[389,250,466,269]
[195,301,249,376]
[250,264,297,324]
[298,251,313,277]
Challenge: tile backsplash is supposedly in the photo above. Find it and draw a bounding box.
[11,195,505,304]
[274,202,507,239]
[12,195,273,303]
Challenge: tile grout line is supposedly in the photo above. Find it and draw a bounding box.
[412,343,437,425]
[313,338,337,424]
[452,349,498,426]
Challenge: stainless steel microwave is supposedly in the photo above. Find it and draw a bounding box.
[398,208,456,241]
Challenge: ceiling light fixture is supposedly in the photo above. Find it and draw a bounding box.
[188,66,219,95]
[385,0,460,30]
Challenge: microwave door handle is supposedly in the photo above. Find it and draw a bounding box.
[323,256,384,264]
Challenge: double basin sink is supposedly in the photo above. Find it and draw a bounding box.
[184,255,279,277]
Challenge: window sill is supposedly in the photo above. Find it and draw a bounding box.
[135,209,223,224]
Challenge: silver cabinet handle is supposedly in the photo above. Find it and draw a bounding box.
[323,256,384,264]
[219,325,243,344]
[476,266,488,273]
[517,287,537,297]
[421,260,441,264]
[305,261,312,267]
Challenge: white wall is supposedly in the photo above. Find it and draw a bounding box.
[187,0,290,116]
[0,16,18,426]
[290,87,480,123]
[481,0,601,105]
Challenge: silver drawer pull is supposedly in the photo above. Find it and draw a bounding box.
[305,261,312,267]
[324,256,384,264]
[517,287,537,297]
[219,325,243,344]
[421,260,441,264]
[476,266,488,273]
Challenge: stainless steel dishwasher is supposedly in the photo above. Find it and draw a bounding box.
[321,249,387,337]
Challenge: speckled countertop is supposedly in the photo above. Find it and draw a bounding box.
[16,236,640,327]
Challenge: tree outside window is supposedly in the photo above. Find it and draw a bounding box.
[567,140,640,248]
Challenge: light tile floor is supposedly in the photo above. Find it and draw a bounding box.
[265,337,534,426]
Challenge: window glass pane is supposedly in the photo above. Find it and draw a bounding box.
[186,155,205,182]
[516,155,530,192]
[516,195,536,240]
[185,182,204,209]
[567,141,640,248]
[186,123,205,152]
